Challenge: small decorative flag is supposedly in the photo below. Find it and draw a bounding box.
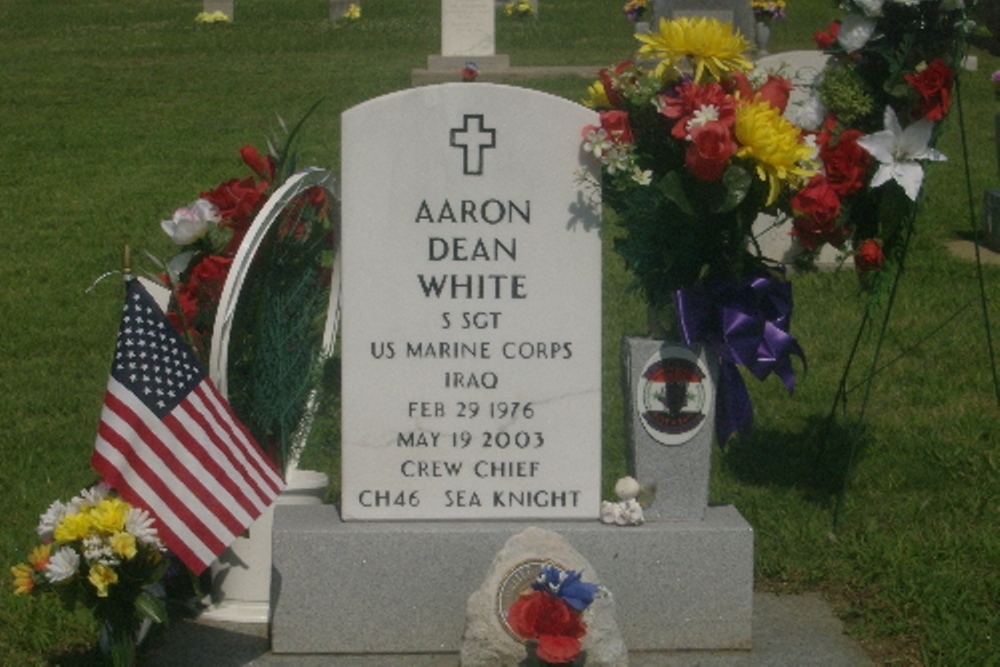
[92,277,284,574]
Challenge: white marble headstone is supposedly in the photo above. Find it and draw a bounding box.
[442,0,496,57]
[340,83,602,520]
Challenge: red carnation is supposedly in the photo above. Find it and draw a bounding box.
[790,174,847,251]
[661,80,735,140]
[904,59,954,121]
[855,238,884,273]
[819,128,871,197]
[200,176,270,250]
[685,122,737,182]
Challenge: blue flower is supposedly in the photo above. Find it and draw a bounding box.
[531,565,599,612]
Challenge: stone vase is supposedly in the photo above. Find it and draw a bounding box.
[202,468,328,623]
[755,20,771,58]
[623,336,718,522]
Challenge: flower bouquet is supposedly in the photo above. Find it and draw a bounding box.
[153,108,336,474]
[622,0,649,23]
[800,0,968,296]
[11,483,168,667]
[751,0,787,22]
[506,565,599,666]
[581,16,810,441]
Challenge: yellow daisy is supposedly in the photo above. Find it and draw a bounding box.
[734,100,817,205]
[582,80,611,109]
[635,16,753,83]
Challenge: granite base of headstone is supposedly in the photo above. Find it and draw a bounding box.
[270,505,753,655]
[460,527,627,667]
[203,0,233,19]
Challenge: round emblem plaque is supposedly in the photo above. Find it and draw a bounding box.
[635,346,712,446]
[496,559,561,640]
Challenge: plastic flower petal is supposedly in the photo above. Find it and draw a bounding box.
[36,499,68,540]
[836,14,877,52]
[11,563,35,595]
[45,547,80,583]
[161,198,220,245]
[88,563,118,597]
[533,565,599,611]
[856,106,946,201]
[734,100,817,205]
[636,16,753,83]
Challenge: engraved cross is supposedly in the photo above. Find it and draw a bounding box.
[450,114,496,176]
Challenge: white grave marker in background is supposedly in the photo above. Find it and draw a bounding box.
[442,0,496,57]
[340,83,602,520]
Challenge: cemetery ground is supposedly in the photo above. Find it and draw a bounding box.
[1,0,997,664]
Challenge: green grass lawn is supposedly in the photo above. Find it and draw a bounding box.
[1,0,998,664]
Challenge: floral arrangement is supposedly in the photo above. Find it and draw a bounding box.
[462,61,480,82]
[11,483,168,666]
[507,565,599,665]
[341,3,361,20]
[751,0,787,22]
[154,108,336,472]
[194,10,231,23]
[795,0,970,294]
[581,16,809,441]
[622,0,649,23]
[503,0,534,19]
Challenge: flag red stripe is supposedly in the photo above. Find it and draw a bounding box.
[93,410,224,570]
[182,383,283,505]
[197,382,283,493]
[92,443,213,573]
[101,386,248,537]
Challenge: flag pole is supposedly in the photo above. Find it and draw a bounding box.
[122,244,132,279]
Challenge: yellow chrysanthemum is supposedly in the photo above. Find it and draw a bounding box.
[582,80,611,109]
[89,497,130,534]
[88,563,118,598]
[53,512,92,543]
[27,544,52,571]
[734,100,816,205]
[110,531,138,560]
[635,16,752,83]
[11,563,34,595]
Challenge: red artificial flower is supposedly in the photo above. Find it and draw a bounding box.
[240,145,276,182]
[201,176,270,250]
[168,254,234,338]
[599,110,634,144]
[725,72,791,113]
[661,81,735,140]
[790,174,847,251]
[813,21,841,50]
[598,60,636,108]
[507,590,586,665]
[685,122,737,182]
[855,238,885,273]
[461,64,479,82]
[819,128,871,197]
[508,590,586,639]
[904,59,954,121]
[536,634,583,665]
[757,75,793,113]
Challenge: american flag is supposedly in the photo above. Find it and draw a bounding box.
[92,278,284,574]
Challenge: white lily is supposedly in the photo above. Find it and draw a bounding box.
[856,106,946,201]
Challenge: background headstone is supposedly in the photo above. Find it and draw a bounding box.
[203,0,233,19]
[651,0,755,45]
[340,83,602,520]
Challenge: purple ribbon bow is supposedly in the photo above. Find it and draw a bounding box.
[673,273,805,444]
